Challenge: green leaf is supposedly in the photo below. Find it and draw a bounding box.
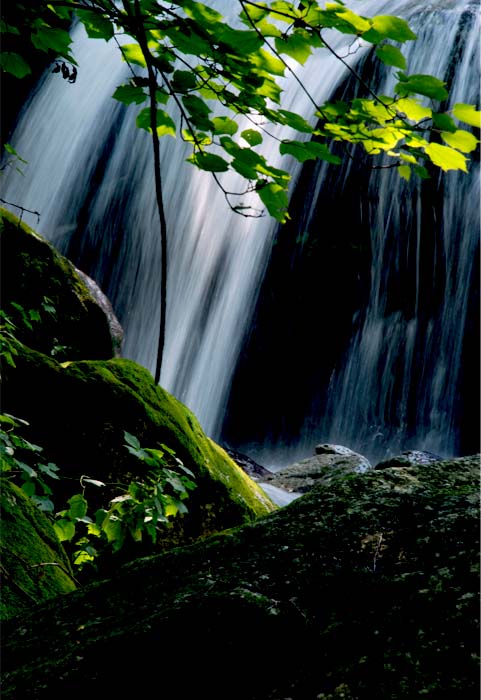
[441,129,479,153]
[216,26,263,54]
[136,108,176,138]
[67,493,89,520]
[0,52,31,78]
[54,518,76,542]
[395,74,448,101]
[38,462,60,479]
[21,481,35,497]
[182,95,212,130]
[73,550,95,566]
[17,461,37,478]
[397,164,411,181]
[28,309,41,322]
[31,27,75,61]
[257,182,289,221]
[335,9,371,34]
[32,495,55,512]
[182,129,212,146]
[274,31,312,65]
[212,117,238,136]
[278,110,314,134]
[231,158,258,180]
[375,45,406,70]
[171,70,197,93]
[183,1,223,25]
[121,43,146,67]
[452,103,481,128]
[102,516,124,551]
[124,431,141,450]
[241,129,263,146]
[87,522,102,537]
[0,20,20,35]
[424,143,467,172]
[187,152,230,172]
[395,97,431,122]
[368,15,417,43]
[250,48,285,76]
[432,113,457,133]
[77,9,114,40]
[240,5,268,24]
[112,84,147,105]
[280,140,341,164]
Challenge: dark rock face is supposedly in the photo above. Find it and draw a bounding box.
[0,208,122,360]
[2,456,479,699]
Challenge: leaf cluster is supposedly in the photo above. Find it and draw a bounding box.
[1,416,197,571]
[1,0,479,221]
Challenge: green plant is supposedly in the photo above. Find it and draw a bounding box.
[0,298,62,363]
[54,432,196,568]
[1,417,197,570]
[0,413,59,512]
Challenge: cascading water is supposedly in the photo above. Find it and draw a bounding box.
[222,0,480,465]
[2,1,479,464]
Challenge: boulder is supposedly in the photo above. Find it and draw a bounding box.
[261,443,371,494]
[1,455,479,698]
[0,207,122,360]
[375,450,442,470]
[0,479,76,620]
[2,336,275,560]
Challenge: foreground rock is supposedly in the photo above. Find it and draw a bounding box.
[0,480,77,620]
[2,456,479,699]
[0,208,122,360]
[261,443,371,494]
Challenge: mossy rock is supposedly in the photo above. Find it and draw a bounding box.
[0,479,77,621]
[0,207,119,360]
[1,455,478,698]
[2,337,275,561]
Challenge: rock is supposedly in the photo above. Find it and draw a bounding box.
[75,268,123,356]
[0,479,77,620]
[2,336,276,562]
[375,450,443,470]
[0,207,122,360]
[224,447,273,480]
[1,455,478,698]
[262,444,371,493]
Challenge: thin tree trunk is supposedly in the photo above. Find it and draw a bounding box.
[133,0,168,385]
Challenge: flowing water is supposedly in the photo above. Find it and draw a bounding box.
[2,1,479,463]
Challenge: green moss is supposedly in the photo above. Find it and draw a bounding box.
[0,207,116,360]
[0,479,77,620]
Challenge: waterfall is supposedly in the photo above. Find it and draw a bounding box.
[222,0,480,465]
[2,1,479,463]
